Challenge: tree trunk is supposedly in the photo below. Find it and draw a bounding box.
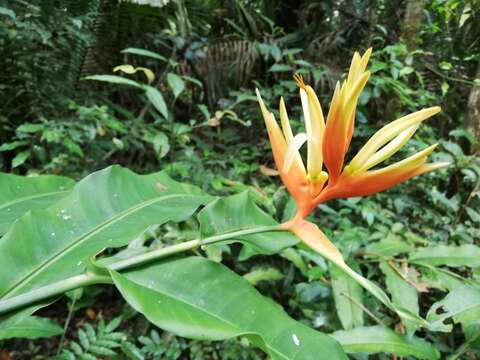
[401,0,428,50]
[466,63,480,152]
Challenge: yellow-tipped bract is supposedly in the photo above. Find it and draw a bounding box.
[256,48,447,219]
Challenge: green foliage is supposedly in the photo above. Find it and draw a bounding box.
[58,317,127,360]
[332,326,440,359]
[111,256,346,359]
[330,263,364,331]
[1,0,480,358]
[0,172,75,234]
[198,191,299,258]
[0,166,210,302]
[0,315,62,340]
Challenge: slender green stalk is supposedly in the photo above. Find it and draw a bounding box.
[109,239,201,271]
[56,291,80,355]
[0,273,111,315]
[0,225,281,315]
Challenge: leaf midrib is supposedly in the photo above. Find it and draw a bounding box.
[1,193,196,299]
[0,190,69,212]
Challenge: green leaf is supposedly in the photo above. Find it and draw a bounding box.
[113,65,155,84]
[0,302,56,340]
[0,6,16,19]
[121,47,167,62]
[0,141,29,152]
[330,263,364,330]
[144,85,168,119]
[0,166,211,299]
[166,73,185,98]
[151,132,170,158]
[11,150,30,168]
[332,326,439,360]
[243,267,283,285]
[411,245,480,268]
[197,191,298,258]
[84,75,142,89]
[419,263,468,291]
[269,64,293,72]
[367,235,413,256]
[0,315,62,339]
[427,285,480,332]
[0,173,75,235]
[182,75,203,88]
[111,256,347,360]
[379,261,419,334]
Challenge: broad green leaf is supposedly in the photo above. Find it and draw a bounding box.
[197,191,299,258]
[144,85,168,119]
[0,316,62,339]
[379,261,419,334]
[330,263,364,330]
[0,173,74,235]
[84,75,142,88]
[0,140,29,152]
[121,47,168,62]
[332,326,439,360]
[166,73,185,98]
[0,302,55,340]
[367,235,413,256]
[16,123,43,133]
[112,256,347,360]
[0,166,211,299]
[0,6,16,19]
[411,245,480,268]
[11,150,30,168]
[427,285,480,332]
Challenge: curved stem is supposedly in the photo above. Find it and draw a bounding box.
[0,273,111,315]
[0,225,282,315]
[109,239,201,271]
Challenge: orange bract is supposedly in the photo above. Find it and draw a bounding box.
[256,48,447,220]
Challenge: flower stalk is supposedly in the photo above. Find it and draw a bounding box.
[0,225,282,315]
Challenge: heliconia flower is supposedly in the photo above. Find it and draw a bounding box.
[256,48,448,220]
[256,49,448,325]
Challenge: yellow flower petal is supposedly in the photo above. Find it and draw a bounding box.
[348,106,441,171]
[353,124,419,173]
[299,87,324,177]
[279,97,294,144]
[358,48,372,74]
[283,133,308,173]
[368,143,438,176]
[346,52,362,85]
[255,88,271,122]
[342,71,370,126]
[305,85,326,171]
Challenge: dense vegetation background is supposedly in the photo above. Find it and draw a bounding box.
[0,0,479,358]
